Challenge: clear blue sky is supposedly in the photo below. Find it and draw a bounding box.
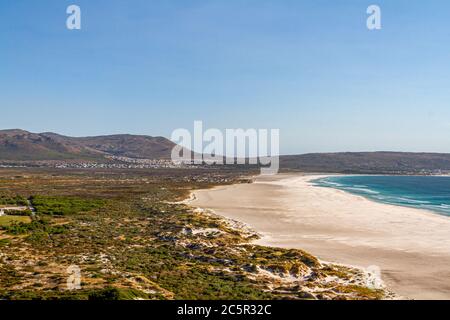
[1,0,450,154]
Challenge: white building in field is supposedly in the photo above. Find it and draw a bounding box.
[0,209,4,217]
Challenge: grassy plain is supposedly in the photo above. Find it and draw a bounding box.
[0,216,32,227]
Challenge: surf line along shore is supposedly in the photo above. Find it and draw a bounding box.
[191,173,450,300]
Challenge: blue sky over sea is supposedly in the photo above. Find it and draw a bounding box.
[1,1,450,154]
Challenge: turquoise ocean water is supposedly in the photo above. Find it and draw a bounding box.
[313,175,450,217]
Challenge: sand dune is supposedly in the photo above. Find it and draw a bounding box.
[191,174,450,300]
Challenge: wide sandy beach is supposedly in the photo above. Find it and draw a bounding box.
[191,174,450,300]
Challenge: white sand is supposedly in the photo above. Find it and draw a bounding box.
[191,174,450,300]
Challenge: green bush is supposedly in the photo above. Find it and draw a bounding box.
[2,219,68,236]
[5,209,32,216]
[0,194,28,206]
[30,196,106,216]
[88,287,149,300]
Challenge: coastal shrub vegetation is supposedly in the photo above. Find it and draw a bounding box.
[0,194,28,206]
[4,209,33,216]
[30,196,106,216]
[1,218,68,236]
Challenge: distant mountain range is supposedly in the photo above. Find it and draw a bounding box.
[1,129,450,174]
[0,129,175,161]
[280,152,450,174]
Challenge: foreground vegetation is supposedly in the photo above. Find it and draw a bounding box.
[0,216,32,227]
[0,168,387,300]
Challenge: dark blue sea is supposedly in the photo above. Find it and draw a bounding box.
[313,175,450,217]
